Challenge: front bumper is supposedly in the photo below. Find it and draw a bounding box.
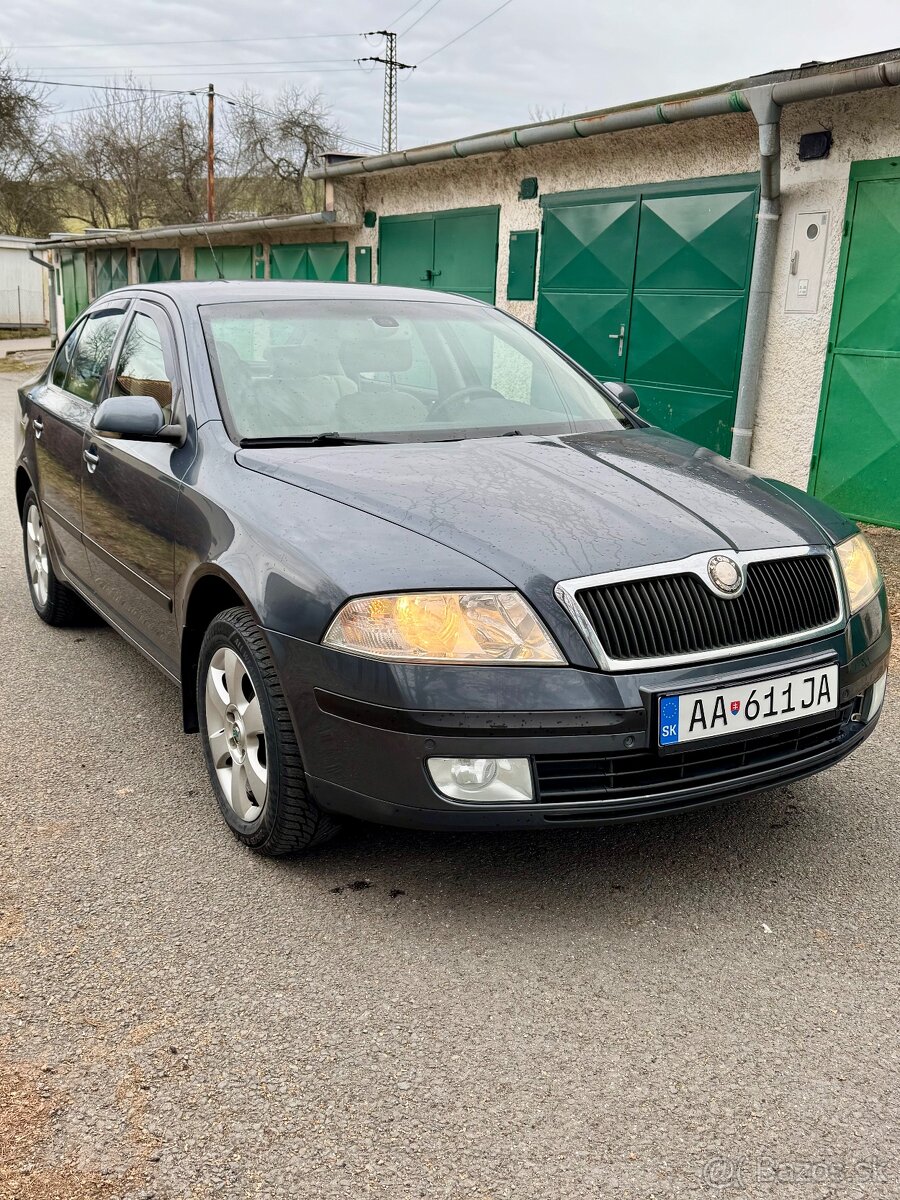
[265,598,890,832]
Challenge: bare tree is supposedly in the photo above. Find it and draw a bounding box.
[0,59,63,235]
[48,79,342,228]
[52,82,180,228]
[528,104,569,123]
[226,86,340,215]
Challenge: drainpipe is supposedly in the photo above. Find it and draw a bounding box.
[730,85,781,466]
[29,248,58,348]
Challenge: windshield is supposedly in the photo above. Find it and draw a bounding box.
[200,298,631,443]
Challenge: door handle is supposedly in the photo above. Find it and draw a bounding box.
[32,416,43,439]
[83,446,100,473]
[608,324,626,358]
[419,268,442,282]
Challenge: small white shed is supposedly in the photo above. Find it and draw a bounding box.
[0,235,49,328]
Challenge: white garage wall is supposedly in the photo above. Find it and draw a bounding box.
[328,88,900,491]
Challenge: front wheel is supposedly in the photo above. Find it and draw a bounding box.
[197,606,340,856]
[21,488,91,625]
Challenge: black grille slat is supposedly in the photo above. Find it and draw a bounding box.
[576,554,840,662]
[535,710,850,803]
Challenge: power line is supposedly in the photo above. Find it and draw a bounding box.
[416,0,515,65]
[11,76,198,93]
[29,57,361,74]
[3,32,363,50]
[19,66,371,83]
[398,0,445,37]
[216,92,381,153]
[388,0,430,26]
[54,89,195,115]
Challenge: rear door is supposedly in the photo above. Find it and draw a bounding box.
[81,300,186,672]
[30,303,130,586]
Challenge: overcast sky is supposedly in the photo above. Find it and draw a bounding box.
[1,0,897,152]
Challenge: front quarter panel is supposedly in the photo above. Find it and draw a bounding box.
[174,421,516,644]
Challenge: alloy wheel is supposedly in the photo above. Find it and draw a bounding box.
[25,504,49,608]
[204,646,268,822]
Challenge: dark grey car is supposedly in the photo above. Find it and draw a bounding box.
[13,282,890,854]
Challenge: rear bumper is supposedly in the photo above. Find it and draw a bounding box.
[265,615,889,833]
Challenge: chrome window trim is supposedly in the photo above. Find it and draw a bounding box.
[554,545,847,672]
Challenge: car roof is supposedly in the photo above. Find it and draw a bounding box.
[103,280,484,310]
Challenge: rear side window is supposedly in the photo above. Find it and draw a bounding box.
[50,324,82,389]
[65,311,126,405]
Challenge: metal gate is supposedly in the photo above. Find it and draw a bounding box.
[378,207,499,303]
[60,251,89,326]
[809,158,900,527]
[537,177,758,454]
[139,249,181,283]
[195,245,258,280]
[94,249,128,297]
[270,242,348,281]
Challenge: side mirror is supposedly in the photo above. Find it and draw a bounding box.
[601,381,640,412]
[92,395,181,441]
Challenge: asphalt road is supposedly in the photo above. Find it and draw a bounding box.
[1,369,898,1200]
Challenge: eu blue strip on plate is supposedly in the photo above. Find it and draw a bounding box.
[659,695,680,746]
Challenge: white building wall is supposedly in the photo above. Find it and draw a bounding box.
[329,88,900,491]
[0,239,48,326]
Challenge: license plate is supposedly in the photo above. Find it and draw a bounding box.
[658,664,838,747]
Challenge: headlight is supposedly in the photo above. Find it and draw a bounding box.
[836,533,882,614]
[322,591,565,664]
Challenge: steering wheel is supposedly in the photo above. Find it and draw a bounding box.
[427,385,507,423]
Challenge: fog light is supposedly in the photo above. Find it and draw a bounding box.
[865,671,888,721]
[427,757,534,803]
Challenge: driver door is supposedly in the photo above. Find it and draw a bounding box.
[81,300,186,675]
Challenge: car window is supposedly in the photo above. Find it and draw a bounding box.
[357,321,442,398]
[50,322,84,389]
[112,311,175,422]
[201,299,631,443]
[65,311,126,405]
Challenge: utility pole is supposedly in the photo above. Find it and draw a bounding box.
[206,82,216,222]
[360,32,415,153]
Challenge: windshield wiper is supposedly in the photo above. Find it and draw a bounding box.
[240,433,389,448]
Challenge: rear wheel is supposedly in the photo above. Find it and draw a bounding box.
[21,489,91,626]
[197,606,340,855]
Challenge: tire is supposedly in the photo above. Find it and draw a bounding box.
[197,606,340,856]
[21,488,92,626]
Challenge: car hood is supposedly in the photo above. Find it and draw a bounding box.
[236,428,833,590]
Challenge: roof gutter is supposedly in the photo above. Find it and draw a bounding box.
[36,209,338,252]
[309,57,900,179]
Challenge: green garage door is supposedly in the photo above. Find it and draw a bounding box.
[139,248,181,283]
[270,242,348,281]
[60,251,89,327]
[94,249,128,297]
[195,244,257,280]
[537,177,758,454]
[378,207,499,302]
[810,159,900,527]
